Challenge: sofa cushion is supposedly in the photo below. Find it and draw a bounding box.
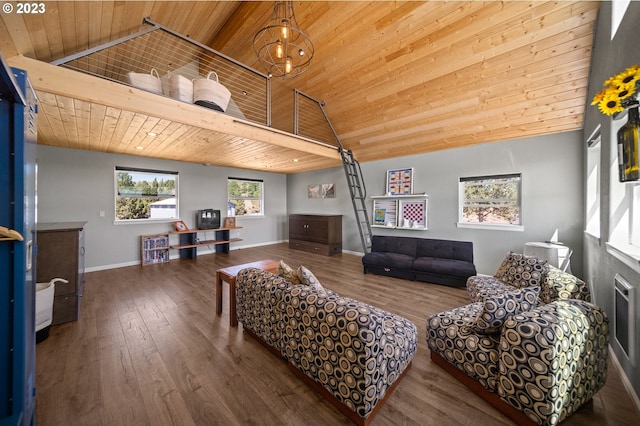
[541,265,591,304]
[494,252,548,289]
[472,286,539,334]
[277,260,302,284]
[297,265,325,291]
[370,235,417,257]
[426,303,501,391]
[466,275,511,303]
[413,257,476,278]
[416,238,474,262]
[362,252,415,270]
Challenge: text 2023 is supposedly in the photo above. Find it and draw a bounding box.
[17,3,46,14]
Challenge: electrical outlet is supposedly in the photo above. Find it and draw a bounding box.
[99,210,105,217]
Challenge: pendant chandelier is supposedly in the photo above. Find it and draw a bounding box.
[253,1,314,79]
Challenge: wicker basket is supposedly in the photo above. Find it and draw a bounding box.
[193,71,231,112]
[167,72,193,103]
[127,68,163,95]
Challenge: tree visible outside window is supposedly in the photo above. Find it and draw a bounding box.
[459,174,521,226]
[115,167,178,221]
[228,178,263,217]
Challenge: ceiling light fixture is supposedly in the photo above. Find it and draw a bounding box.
[253,1,314,79]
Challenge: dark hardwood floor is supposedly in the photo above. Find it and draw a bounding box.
[35,243,640,425]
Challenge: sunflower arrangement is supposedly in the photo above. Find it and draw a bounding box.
[592,65,640,116]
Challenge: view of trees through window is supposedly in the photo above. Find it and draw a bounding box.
[460,174,521,225]
[115,168,178,221]
[228,178,263,216]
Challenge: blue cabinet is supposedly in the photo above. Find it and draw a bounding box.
[0,55,38,425]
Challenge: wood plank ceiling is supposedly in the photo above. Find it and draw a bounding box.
[0,1,600,173]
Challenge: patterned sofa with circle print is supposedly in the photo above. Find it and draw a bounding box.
[426,252,609,426]
[235,266,418,426]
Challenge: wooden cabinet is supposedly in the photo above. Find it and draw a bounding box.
[37,221,86,325]
[289,214,342,256]
[170,227,242,259]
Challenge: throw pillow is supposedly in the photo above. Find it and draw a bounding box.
[472,286,539,334]
[277,260,301,284]
[297,265,325,291]
[494,251,548,289]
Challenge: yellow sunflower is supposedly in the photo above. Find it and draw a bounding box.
[612,64,640,94]
[597,92,624,116]
[591,89,606,106]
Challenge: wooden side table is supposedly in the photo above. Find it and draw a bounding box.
[215,259,279,326]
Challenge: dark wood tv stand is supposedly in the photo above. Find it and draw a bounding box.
[170,227,242,258]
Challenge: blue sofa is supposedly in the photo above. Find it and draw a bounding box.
[362,235,476,287]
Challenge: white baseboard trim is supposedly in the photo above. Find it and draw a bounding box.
[609,345,640,414]
[86,260,140,272]
[85,240,288,272]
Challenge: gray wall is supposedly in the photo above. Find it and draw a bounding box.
[288,131,584,276]
[37,145,288,270]
[583,2,640,400]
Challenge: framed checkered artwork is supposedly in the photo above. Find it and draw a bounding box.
[399,199,428,229]
[386,168,413,195]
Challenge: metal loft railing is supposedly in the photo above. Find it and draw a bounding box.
[52,17,270,126]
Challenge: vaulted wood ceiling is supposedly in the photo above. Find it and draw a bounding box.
[0,1,600,173]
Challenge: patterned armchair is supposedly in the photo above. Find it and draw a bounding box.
[426,252,609,426]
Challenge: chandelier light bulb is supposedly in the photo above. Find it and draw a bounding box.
[281,20,289,39]
[285,56,293,74]
[298,49,304,56]
[276,41,283,59]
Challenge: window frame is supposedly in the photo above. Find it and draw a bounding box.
[585,126,602,239]
[457,173,523,231]
[227,177,264,218]
[114,166,179,224]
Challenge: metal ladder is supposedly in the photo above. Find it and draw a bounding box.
[294,90,373,253]
[340,148,373,253]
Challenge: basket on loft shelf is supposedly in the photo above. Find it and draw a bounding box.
[126,68,163,95]
[193,71,231,112]
[592,65,640,182]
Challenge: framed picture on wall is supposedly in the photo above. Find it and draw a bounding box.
[386,168,413,195]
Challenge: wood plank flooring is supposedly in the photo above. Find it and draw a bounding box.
[35,243,640,425]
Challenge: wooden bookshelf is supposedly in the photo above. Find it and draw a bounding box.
[141,233,170,266]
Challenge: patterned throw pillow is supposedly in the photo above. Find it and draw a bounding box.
[494,251,548,288]
[472,286,539,334]
[297,265,325,291]
[277,260,301,284]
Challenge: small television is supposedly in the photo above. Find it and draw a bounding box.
[196,209,220,229]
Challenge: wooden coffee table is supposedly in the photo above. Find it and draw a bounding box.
[215,259,279,326]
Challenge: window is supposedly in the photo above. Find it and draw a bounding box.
[586,126,602,238]
[458,173,522,230]
[227,177,264,217]
[114,167,178,222]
